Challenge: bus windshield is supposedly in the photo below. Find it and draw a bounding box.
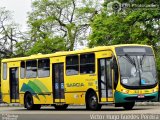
[116,46,157,88]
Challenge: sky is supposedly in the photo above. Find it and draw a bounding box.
[0,0,32,31]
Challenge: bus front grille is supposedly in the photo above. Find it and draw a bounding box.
[124,96,155,101]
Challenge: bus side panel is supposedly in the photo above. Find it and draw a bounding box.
[65,74,98,104]
[19,58,53,105]
[2,94,10,103]
[19,93,24,104]
[2,62,20,103]
[64,50,114,105]
[1,63,10,103]
[20,94,47,104]
[65,91,99,105]
[44,94,54,104]
[1,78,10,103]
[34,94,53,104]
[33,95,47,104]
[19,78,53,105]
[19,93,53,105]
[65,92,85,105]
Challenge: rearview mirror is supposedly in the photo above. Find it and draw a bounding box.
[111,56,117,69]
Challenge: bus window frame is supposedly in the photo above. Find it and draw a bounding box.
[26,60,37,79]
[66,55,79,76]
[2,63,7,80]
[20,61,26,79]
[38,58,50,78]
[80,53,95,74]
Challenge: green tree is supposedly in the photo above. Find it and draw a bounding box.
[28,0,101,51]
[89,0,160,71]
[26,37,66,55]
[15,39,32,56]
[0,7,23,98]
[89,9,160,49]
[0,7,21,58]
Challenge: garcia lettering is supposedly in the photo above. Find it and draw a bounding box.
[67,83,84,87]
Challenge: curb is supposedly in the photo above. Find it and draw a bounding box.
[0,103,22,107]
[135,102,160,106]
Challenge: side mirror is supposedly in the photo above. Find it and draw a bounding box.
[111,56,117,69]
[110,59,114,69]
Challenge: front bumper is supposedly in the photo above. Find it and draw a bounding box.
[114,91,158,103]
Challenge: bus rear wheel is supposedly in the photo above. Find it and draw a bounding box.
[123,102,135,110]
[24,93,41,110]
[54,104,68,110]
[86,92,101,110]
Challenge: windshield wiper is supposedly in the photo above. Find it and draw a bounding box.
[140,54,146,67]
[124,53,136,68]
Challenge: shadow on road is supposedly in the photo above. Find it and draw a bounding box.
[9,107,153,112]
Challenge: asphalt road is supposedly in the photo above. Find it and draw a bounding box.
[0,105,160,120]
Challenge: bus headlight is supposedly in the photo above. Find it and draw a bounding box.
[122,78,128,84]
[121,89,129,94]
[153,88,157,92]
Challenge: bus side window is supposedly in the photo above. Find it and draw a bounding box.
[38,59,50,77]
[66,55,79,75]
[80,53,95,74]
[20,61,25,79]
[3,63,7,80]
[26,60,37,78]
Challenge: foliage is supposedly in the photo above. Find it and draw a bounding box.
[27,0,101,51]
[0,7,22,58]
[89,9,160,48]
[26,37,66,55]
[89,1,160,71]
[15,40,32,57]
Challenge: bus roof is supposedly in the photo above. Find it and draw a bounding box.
[1,44,151,63]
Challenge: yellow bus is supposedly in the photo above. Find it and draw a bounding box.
[0,83,1,102]
[1,44,159,110]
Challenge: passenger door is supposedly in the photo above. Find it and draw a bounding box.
[52,63,65,103]
[9,67,19,103]
[98,58,113,102]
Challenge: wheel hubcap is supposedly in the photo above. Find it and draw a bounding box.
[90,96,97,107]
[26,96,32,107]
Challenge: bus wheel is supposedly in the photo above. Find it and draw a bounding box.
[123,102,135,110]
[24,93,41,110]
[54,104,68,110]
[86,92,101,110]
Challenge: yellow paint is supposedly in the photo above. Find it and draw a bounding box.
[65,92,85,104]
[2,95,10,103]
[45,94,54,104]
[101,98,107,102]
[117,84,159,95]
[54,99,65,103]
[19,94,24,104]
[108,98,114,102]
[11,99,19,103]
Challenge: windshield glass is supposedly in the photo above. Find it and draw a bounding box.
[118,55,157,87]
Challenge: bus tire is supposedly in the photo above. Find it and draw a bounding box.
[86,91,101,110]
[24,93,41,110]
[123,102,135,110]
[54,104,68,110]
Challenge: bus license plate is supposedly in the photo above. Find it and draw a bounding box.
[138,94,145,98]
